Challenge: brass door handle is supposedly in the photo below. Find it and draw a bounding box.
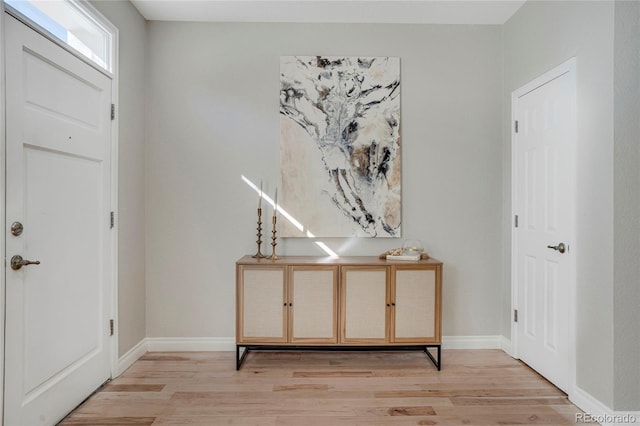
[547,243,566,254]
[10,255,40,270]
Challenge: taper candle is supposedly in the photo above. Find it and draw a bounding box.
[274,187,278,216]
[258,179,263,209]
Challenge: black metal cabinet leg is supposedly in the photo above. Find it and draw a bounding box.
[424,345,441,370]
[236,345,250,370]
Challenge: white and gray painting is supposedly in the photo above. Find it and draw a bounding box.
[280,56,401,238]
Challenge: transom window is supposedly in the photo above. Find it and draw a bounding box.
[5,0,114,73]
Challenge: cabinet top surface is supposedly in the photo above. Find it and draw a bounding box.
[236,255,442,266]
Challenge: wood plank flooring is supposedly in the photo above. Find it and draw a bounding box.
[59,350,582,425]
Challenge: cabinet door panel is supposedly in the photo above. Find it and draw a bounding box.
[341,268,388,343]
[394,269,436,341]
[290,267,337,343]
[238,267,286,342]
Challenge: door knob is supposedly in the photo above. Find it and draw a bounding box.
[547,243,566,254]
[10,255,41,270]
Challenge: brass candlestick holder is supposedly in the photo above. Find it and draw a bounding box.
[252,207,265,258]
[270,214,279,260]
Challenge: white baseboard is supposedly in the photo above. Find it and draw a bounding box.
[442,335,503,349]
[148,336,508,351]
[570,386,640,425]
[146,337,235,352]
[571,385,609,421]
[500,335,513,356]
[116,338,147,377]
[124,335,507,354]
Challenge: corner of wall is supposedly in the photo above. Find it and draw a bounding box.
[116,338,147,377]
[612,0,640,411]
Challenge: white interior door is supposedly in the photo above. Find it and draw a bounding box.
[513,61,575,393]
[4,15,113,426]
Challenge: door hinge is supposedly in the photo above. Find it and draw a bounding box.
[515,120,519,133]
[110,211,115,229]
[514,215,519,228]
[111,104,115,120]
[514,309,518,323]
[109,319,115,336]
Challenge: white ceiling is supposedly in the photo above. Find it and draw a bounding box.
[130,0,527,25]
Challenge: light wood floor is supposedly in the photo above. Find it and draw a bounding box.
[60,349,582,425]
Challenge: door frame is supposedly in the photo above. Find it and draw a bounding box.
[0,4,6,424]
[510,57,577,396]
[0,2,120,420]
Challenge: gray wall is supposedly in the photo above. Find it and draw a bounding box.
[91,0,147,358]
[145,22,503,339]
[503,0,616,408]
[613,0,640,412]
[83,0,639,411]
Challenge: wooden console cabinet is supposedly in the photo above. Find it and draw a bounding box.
[236,256,442,369]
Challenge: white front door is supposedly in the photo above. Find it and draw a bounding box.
[513,60,576,393]
[4,14,113,426]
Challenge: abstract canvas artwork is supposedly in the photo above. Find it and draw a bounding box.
[280,56,401,238]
